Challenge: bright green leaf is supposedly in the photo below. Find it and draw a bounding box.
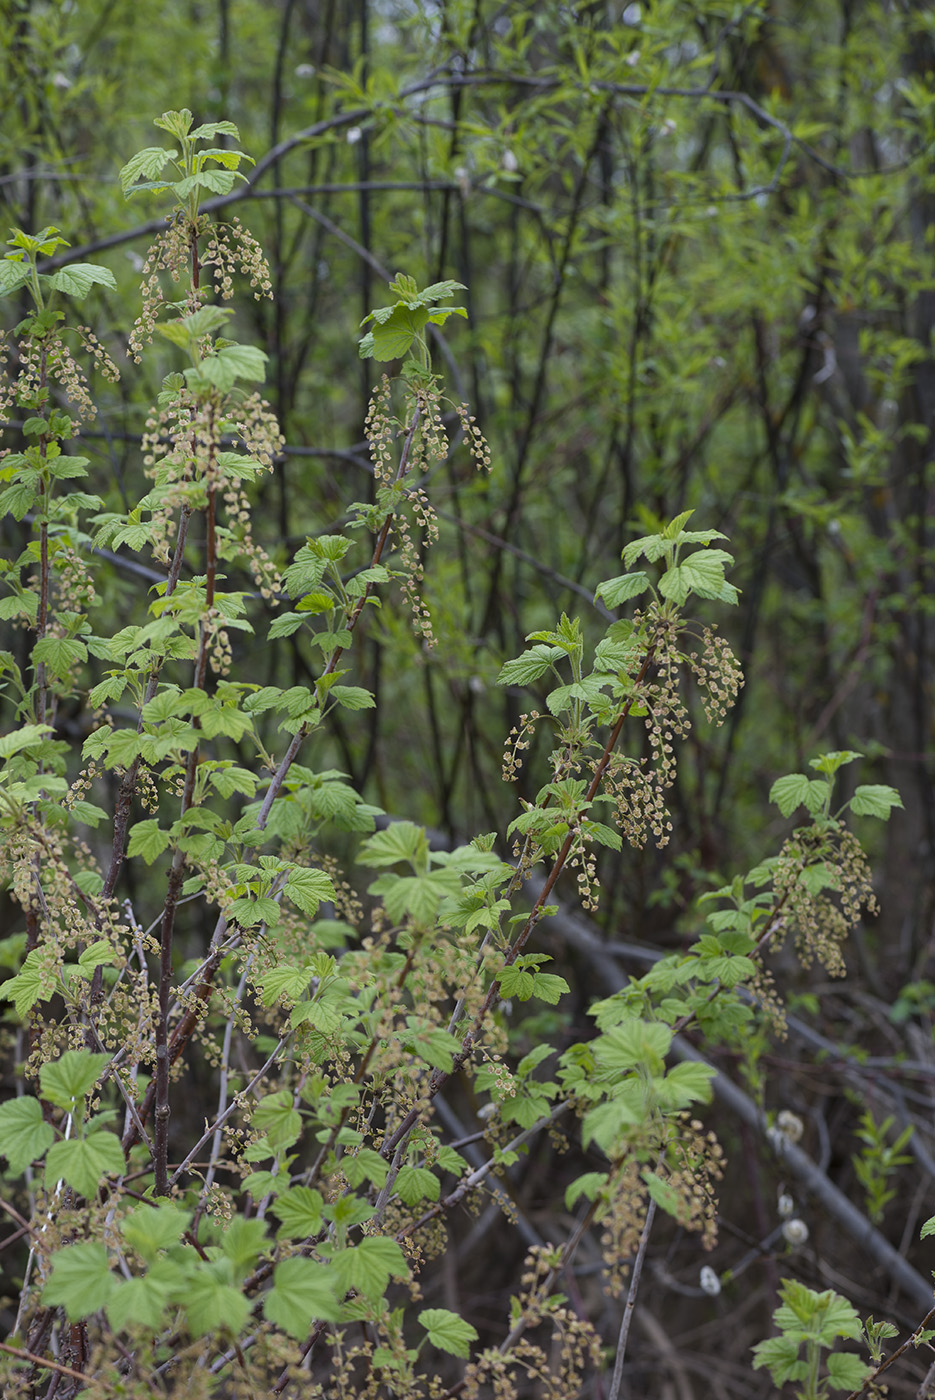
[418,1307,478,1358]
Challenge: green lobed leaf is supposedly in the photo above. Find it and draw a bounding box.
[850,784,904,819]
[658,549,735,606]
[622,532,672,568]
[825,1352,874,1389]
[217,342,267,381]
[40,1049,110,1112]
[43,1242,116,1320]
[45,1132,126,1198]
[594,572,650,607]
[31,636,87,676]
[285,865,337,914]
[344,1149,390,1189]
[656,1060,716,1108]
[329,684,376,710]
[0,1096,55,1174]
[253,1090,302,1151]
[751,1334,806,1385]
[581,1095,644,1154]
[119,1203,191,1261]
[0,950,54,1017]
[330,1235,409,1299]
[497,644,565,687]
[565,1171,608,1210]
[418,1307,478,1358]
[184,1261,251,1338]
[0,723,53,759]
[127,818,171,865]
[395,1164,440,1206]
[264,1256,342,1338]
[106,1260,179,1331]
[769,773,827,817]
[642,1168,683,1218]
[265,610,309,638]
[271,1186,324,1240]
[592,1019,672,1075]
[218,1215,269,1278]
[0,261,32,296]
[76,941,117,975]
[529,972,570,1004]
[46,263,117,297]
[119,146,176,192]
[258,963,314,1007]
[809,750,863,775]
[498,964,535,1000]
[358,821,427,868]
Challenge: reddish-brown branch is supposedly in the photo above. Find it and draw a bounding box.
[0,1341,113,1393]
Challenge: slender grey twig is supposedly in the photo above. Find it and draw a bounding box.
[608,1198,656,1400]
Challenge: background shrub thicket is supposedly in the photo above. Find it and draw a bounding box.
[1,3,935,1397]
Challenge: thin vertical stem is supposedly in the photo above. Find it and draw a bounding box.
[607,1198,656,1400]
[33,342,50,733]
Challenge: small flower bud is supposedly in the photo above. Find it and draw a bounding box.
[777,1192,795,1219]
[699,1265,721,1296]
[782,1218,809,1247]
[776,1110,804,1144]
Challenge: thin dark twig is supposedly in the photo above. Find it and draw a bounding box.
[608,1198,657,1400]
[843,1303,935,1400]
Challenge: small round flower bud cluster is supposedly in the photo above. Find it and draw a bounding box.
[663,1115,726,1251]
[135,765,161,815]
[206,612,233,676]
[774,826,878,976]
[394,486,438,647]
[364,377,396,483]
[414,381,448,465]
[77,325,120,384]
[53,544,96,614]
[65,762,103,820]
[17,336,97,420]
[747,964,787,1038]
[219,393,282,595]
[600,1159,649,1298]
[201,217,273,302]
[602,751,670,847]
[455,401,492,471]
[129,215,198,361]
[567,824,600,912]
[0,331,15,419]
[230,392,284,471]
[641,620,691,792]
[690,625,743,725]
[502,711,540,782]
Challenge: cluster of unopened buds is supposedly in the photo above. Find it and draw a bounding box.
[766,1108,805,1153]
[698,1181,810,1301]
[777,1186,808,1246]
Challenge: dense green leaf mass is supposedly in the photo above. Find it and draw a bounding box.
[0,5,930,1398]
